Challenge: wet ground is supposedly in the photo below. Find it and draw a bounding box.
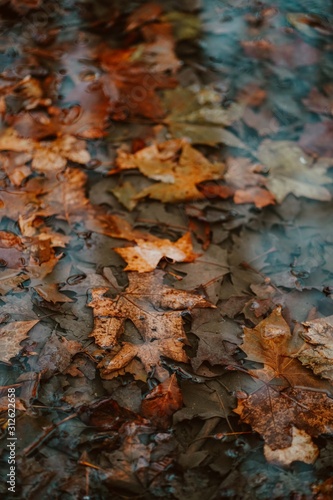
[0,1,333,499]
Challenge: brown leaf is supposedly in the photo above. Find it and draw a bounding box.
[8,78,110,139]
[88,270,213,380]
[225,157,275,208]
[79,397,141,430]
[233,187,275,208]
[234,307,333,461]
[0,319,39,363]
[0,128,90,174]
[97,45,176,121]
[297,316,333,382]
[141,374,183,429]
[34,284,73,304]
[37,331,82,378]
[114,139,225,203]
[234,387,333,453]
[114,233,198,272]
[264,427,319,466]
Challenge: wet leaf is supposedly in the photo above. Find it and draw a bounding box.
[114,139,225,203]
[34,284,73,303]
[0,319,38,363]
[234,307,333,461]
[88,270,213,380]
[0,128,90,174]
[225,157,275,208]
[163,87,247,147]
[297,316,333,382]
[114,232,198,272]
[141,374,183,428]
[257,140,333,202]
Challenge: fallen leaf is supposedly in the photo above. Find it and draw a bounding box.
[79,397,140,430]
[0,319,39,363]
[299,121,333,157]
[163,86,247,147]
[97,45,176,121]
[34,284,73,303]
[234,387,333,454]
[114,139,225,203]
[114,233,198,272]
[8,93,109,140]
[0,128,90,174]
[257,140,332,202]
[263,426,319,466]
[234,307,333,459]
[297,316,333,382]
[88,270,213,380]
[141,374,183,428]
[225,157,275,208]
[190,310,240,372]
[37,331,82,378]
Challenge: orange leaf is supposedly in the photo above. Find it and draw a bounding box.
[141,374,183,429]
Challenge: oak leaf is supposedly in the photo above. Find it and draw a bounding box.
[88,270,213,380]
[114,232,198,272]
[114,139,225,203]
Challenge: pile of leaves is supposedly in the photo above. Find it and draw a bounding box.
[0,0,333,498]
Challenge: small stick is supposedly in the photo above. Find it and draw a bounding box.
[22,412,78,457]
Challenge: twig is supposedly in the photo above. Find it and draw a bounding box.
[22,412,78,457]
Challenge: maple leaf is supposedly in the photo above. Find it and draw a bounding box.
[224,157,275,208]
[257,140,333,202]
[0,319,39,363]
[297,316,333,382]
[234,307,333,463]
[114,233,198,272]
[0,128,90,174]
[163,86,247,148]
[96,45,176,121]
[141,374,183,429]
[114,139,225,203]
[88,270,213,380]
